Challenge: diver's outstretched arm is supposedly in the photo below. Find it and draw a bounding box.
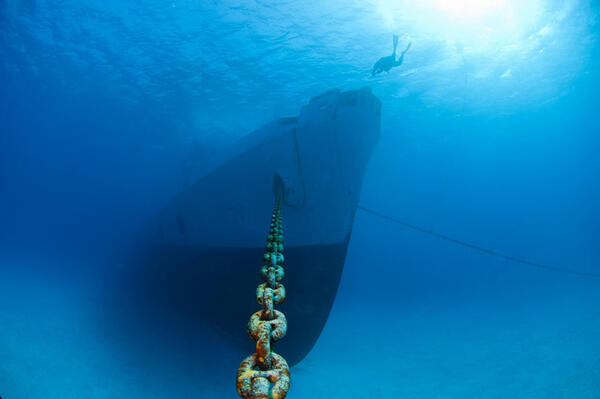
[392,35,399,56]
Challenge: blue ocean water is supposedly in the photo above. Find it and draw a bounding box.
[1,0,599,397]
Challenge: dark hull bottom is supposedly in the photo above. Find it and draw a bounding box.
[116,239,349,366]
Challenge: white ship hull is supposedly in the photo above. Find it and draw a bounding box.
[128,87,380,365]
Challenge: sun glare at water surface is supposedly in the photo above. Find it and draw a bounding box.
[374,0,545,47]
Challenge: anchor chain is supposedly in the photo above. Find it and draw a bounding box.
[237,195,290,399]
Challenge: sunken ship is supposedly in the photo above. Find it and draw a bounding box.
[143,87,380,366]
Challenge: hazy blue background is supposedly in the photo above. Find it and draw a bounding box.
[1,0,599,397]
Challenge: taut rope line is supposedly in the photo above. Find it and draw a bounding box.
[358,205,600,278]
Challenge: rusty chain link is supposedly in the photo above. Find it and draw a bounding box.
[237,195,290,399]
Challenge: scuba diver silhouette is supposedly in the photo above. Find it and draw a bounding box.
[372,35,411,76]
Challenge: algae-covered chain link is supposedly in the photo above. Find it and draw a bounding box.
[237,196,290,399]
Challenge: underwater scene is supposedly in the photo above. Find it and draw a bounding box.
[1,0,599,397]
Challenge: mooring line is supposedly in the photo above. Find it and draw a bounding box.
[357,205,600,278]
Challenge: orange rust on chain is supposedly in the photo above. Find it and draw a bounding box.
[262,287,274,318]
[260,265,284,287]
[256,283,286,306]
[236,353,290,399]
[236,196,290,399]
[248,310,287,342]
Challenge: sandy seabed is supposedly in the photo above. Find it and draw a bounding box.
[1,254,599,399]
